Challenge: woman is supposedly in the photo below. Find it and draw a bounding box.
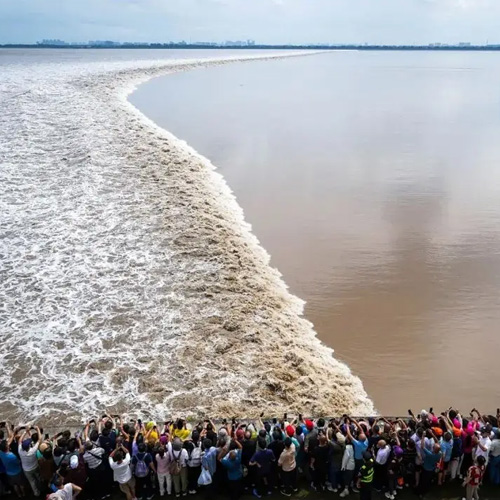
[339,437,355,498]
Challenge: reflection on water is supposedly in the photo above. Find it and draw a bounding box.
[131,51,500,413]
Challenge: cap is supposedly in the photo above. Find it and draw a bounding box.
[70,455,79,469]
[286,425,295,437]
[21,439,32,451]
[235,429,244,440]
[393,446,403,457]
[305,420,314,431]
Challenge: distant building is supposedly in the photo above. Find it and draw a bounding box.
[38,39,68,46]
[88,40,121,47]
[459,42,471,47]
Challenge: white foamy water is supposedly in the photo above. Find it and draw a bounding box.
[0,49,373,423]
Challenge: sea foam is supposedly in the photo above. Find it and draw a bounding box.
[0,51,374,424]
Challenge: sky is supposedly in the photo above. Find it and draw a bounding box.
[1,0,500,45]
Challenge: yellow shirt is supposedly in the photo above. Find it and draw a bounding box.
[172,428,190,441]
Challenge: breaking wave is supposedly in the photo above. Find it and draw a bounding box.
[0,51,374,424]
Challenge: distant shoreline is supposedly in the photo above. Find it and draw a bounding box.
[2,44,500,51]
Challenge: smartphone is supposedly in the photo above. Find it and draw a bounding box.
[137,419,142,425]
[44,433,50,440]
[0,422,6,427]
[272,418,277,425]
[112,414,120,419]
[102,414,108,419]
[89,419,96,425]
[284,413,287,421]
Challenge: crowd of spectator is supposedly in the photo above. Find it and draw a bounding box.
[0,407,499,500]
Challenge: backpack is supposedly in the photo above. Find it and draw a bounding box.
[134,454,149,478]
[169,450,182,476]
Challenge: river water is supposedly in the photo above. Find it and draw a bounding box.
[0,49,373,422]
[131,51,500,415]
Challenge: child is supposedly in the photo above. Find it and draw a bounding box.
[462,456,486,500]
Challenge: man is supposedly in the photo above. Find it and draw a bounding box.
[131,442,156,500]
[0,431,25,499]
[221,439,243,500]
[346,419,369,492]
[357,452,374,500]
[489,430,500,485]
[109,445,135,500]
[474,428,491,465]
[18,426,42,497]
[418,438,441,498]
[373,440,391,493]
[83,441,111,500]
[462,455,486,500]
[47,476,82,500]
[278,438,297,497]
[249,438,275,498]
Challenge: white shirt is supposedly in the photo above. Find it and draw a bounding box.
[169,448,188,467]
[52,484,73,500]
[341,444,355,471]
[109,453,132,484]
[475,437,491,461]
[376,445,391,465]
[18,442,39,472]
[490,439,500,458]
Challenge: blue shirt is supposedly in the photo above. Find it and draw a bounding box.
[250,449,275,475]
[222,450,242,481]
[422,447,441,472]
[0,451,22,476]
[440,439,453,462]
[202,447,217,476]
[352,438,369,460]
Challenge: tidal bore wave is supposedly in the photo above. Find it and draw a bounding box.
[0,52,374,423]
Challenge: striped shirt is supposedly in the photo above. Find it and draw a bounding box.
[83,446,105,469]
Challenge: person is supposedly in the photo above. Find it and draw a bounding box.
[221,439,243,500]
[249,438,275,498]
[172,420,190,442]
[131,442,155,500]
[489,430,500,485]
[310,433,329,491]
[109,445,135,500]
[18,426,42,497]
[462,455,486,500]
[339,436,355,498]
[386,446,403,500]
[327,422,345,493]
[0,433,25,498]
[241,430,257,491]
[169,438,189,497]
[474,428,492,465]
[278,438,296,496]
[373,440,391,493]
[418,437,441,498]
[346,419,369,492]
[438,431,453,485]
[156,446,172,497]
[186,431,203,494]
[83,441,111,500]
[357,452,374,500]
[38,442,56,494]
[63,455,87,490]
[47,476,82,500]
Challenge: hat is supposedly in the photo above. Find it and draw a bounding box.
[453,428,462,438]
[393,446,403,457]
[159,435,168,445]
[305,420,314,431]
[236,429,244,440]
[70,455,79,469]
[453,419,461,429]
[431,416,439,425]
[286,425,295,437]
[21,439,32,451]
